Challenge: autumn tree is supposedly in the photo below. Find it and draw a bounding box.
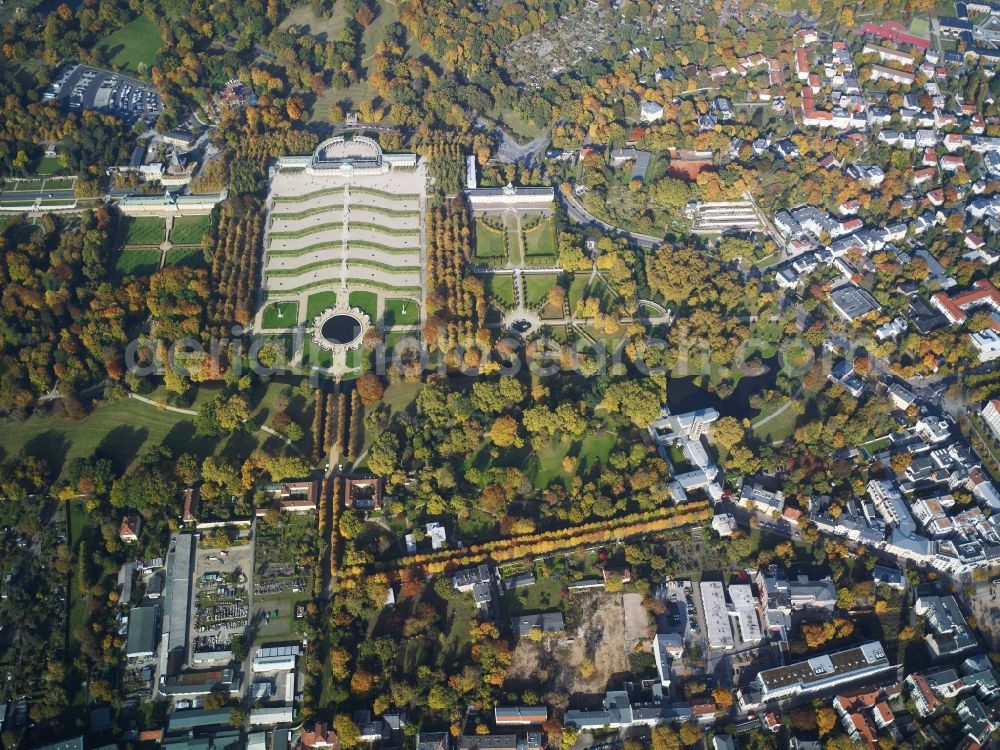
[712,416,746,452]
[490,416,521,447]
[817,707,837,736]
[678,723,702,747]
[652,725,682,750]
[356,372,386,406]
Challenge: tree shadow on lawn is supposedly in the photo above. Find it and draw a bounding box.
[219,431,262,463]
[95,425,149,473]
[22,430,71,479]
[162,421,216,460]
[102,43,126,60]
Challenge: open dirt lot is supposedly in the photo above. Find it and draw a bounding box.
[509,591,650,695]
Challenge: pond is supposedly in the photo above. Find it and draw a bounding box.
[320,314,362,346]
[667,355,780,420]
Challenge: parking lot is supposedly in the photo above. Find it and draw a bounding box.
[44,64,161,124]
[190,541,253,657]
[660,579,693,635]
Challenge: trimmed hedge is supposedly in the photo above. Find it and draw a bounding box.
[266,278,421,296]
[273,203,420,221]
[270,221,419,240]
[267,258,419,278]
[274,186,420,204]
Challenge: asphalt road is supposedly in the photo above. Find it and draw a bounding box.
[0,188,141,204]
[494,128,549,165]
[559,187,664,248]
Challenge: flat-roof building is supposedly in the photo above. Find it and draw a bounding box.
[253,644,300,673]
[729,584,763,644]
[126,604,159,658]
[493,707,548,725]
[746,642,893,705]
[163,668,240,698]
[830,285,880,321]
[250,707,295,726]
[164,533,196,674]
[653,632,683,687]
[167,708,234,732]
[700,581,734,650]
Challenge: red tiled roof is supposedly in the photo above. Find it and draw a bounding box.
[860,21,931,50]
[796,48,809,72]
[850,714,877,750]
[301,723,341,750]
[932,279,1000,328]
[119,514,140,539]
[182,486,200,524]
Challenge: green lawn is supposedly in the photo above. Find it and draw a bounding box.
[490,107,545,141]
[526,428,615,490]
[44,177,76,189]
[345,346,367,377]
[97,16,163,74]
[531,438,574,489]
[303,344,334,369]
[170,215,210,245]
[305,291,337,320]
[524,273,558,308]
[262,301,299,330]
[116,248,161,276]
[37,156,66,176]
[349,290,378,319]
[474,219,507,259]
[578,430,616,472]
[484,274,516,310]
[501,575,564,618]
[361,0,399,58]
[2,179,44,192]
[163,247,206,269]
[863,436,892,454]
[383,298,419,327]
[382,381,422,415]
[909,16,930,37]
[119,216,165,246]
[752,400,800,445]
[523,217,557,257]
[5,383,303,483]
[436,593,480,667]
[568,274,590,312]
[3,398,199,479]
